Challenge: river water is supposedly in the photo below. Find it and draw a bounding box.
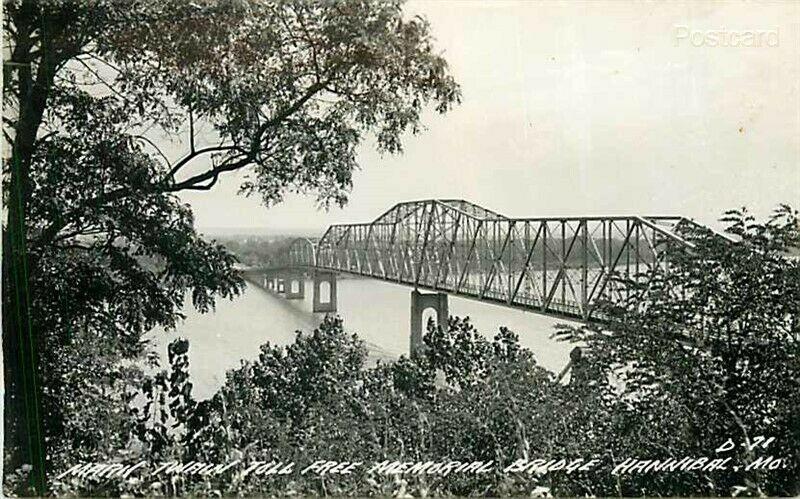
[148,277,579,399]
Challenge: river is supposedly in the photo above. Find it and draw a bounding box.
[148,277,579,399]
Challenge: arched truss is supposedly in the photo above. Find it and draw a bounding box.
[275,199,720,320]
[285,237,317,267]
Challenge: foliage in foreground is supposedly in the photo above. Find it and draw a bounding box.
[4,207,799,497]
[3,1,460,492]
[555,205,800,496]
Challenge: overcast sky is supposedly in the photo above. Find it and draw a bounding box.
[178,0,799,235]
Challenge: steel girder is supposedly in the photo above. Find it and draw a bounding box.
[274,199,709,320]
[285,237,317,268]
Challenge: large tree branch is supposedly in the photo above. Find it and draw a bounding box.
[37,76,335,248]
[167,152,253,192]
[164,144,241,181]
[188,106,195,154]
[157,76,333,189]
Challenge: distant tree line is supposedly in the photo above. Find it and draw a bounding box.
[215,235,297,267]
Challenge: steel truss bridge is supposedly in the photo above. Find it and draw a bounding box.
[262,199,714,321]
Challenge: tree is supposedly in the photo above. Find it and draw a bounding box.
[556,205,800,495]
[2,0,460,492]
[36,210,800,496]
[92,315,562,498]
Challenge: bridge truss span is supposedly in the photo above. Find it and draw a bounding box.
[279,199,707,321]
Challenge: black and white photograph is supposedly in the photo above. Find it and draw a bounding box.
[2,0,799,496]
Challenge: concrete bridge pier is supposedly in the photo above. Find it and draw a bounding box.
[312,270,337,313]
[263,272,275,291]
[284,272,305,299]
[410,290,449,358]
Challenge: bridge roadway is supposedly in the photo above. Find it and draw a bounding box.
[241,199,717,357]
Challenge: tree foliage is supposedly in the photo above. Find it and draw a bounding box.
[8,207,795,497]
[555,205,800,495]
[2,0,459,491]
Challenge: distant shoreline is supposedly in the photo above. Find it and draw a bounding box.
[199,227,325,238]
